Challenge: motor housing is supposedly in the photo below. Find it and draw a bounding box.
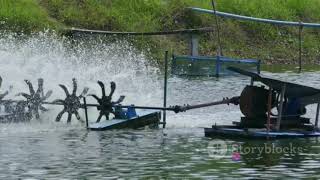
[240,85,275,118]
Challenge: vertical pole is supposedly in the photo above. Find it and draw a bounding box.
[315,103,320,129]
[215,55,220,77]
[83,97,89,129]
[171,54,176,75]
[267,88,272,139]
[257,60,261,74]
[163,51,168,128]
[250,78,254,86]
[276,84,286,131]
[212,0,222,77]
[298,24,303,73]
[189,34,199,56]
[211,0,223,57]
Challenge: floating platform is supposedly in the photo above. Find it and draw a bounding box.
[88,110,161,131]
[204,126,320,139]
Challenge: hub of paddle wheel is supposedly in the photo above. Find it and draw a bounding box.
[54,78,89,123]
[89,81,125,122]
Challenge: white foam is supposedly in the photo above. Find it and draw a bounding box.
[0,31,162,132]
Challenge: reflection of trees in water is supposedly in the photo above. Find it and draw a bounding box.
[239,141,283,167]
[239,138,320,167]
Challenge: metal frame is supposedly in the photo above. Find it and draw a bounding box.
[190,7,320,73]
[315,103,320,129]
[171,54,260,76]
[190,8,320,28]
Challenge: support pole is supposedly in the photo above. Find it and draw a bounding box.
[298,24,303,73]
[211,0,223,56]
[250,78,254,86]
[211,1,223,78]
[83,97,89,129]
[189,34,199,56]
[163,51,169,128]
[276,84,286,131]
[267,88,273,138]
[215,55,220,77]
[171,54,176,75]
[315,103,320,129]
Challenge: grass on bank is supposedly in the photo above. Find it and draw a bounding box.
[2,0,320,64]
[0,0,60,32]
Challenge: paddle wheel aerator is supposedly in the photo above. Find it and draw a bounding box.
[0,75,165,127]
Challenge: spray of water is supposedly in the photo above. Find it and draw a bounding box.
[2,31,318,133]
[0,31,163,132]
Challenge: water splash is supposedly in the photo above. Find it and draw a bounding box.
[0,31,320,131]
[0,31,163,129]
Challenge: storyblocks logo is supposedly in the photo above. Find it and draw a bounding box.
[207,140,303,160]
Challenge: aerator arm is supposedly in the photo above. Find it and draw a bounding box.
[176,96,240,112]
[82,96,240,114]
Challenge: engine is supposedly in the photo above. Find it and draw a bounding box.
[239,85,275,118]
[238,85,308,128]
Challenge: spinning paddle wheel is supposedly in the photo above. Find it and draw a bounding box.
[89,81,125,122]
[17,78,52,119]
[54,78,89,123]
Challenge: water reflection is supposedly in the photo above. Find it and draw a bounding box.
[2,31,320,178]
[1,125,320,178]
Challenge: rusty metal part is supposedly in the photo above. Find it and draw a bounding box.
[240,85,276,118]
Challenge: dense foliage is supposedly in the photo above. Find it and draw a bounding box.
[1,0,320,64]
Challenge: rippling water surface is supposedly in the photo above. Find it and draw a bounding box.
[0,32,320,179]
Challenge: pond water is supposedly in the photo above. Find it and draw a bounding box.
[0,32,320,179]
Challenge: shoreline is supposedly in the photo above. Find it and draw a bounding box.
[2,0,320,64]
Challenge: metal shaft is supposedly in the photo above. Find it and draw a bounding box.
[181,96,239,111]
[43,96,240,113]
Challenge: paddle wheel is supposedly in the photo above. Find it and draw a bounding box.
[17,78,52,119]
[0,76,160,129]
[54,78,88,123]
[89,81,125,122]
